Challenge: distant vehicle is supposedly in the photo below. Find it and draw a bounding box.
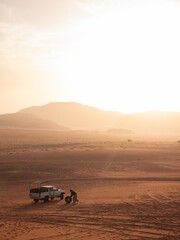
[29,182,65,203]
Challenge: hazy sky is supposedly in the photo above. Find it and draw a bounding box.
[1,0,180,114]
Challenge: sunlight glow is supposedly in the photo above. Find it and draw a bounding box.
[64,4,180,112]
[1,1,180,113]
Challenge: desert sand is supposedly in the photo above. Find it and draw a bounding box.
[0,129,180,240]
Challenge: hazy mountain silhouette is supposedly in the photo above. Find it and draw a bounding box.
[19,102,122,130]
[2,102,180,133]
[114,111,180,133]
[0,113,67,130]
[106,128,135,134]
[19,102,180,133]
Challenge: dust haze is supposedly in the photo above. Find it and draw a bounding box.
[0,103,180,240]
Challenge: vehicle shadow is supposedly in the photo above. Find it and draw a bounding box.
[15,199,65,211]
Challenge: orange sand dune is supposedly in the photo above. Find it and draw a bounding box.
[0,129,180,240]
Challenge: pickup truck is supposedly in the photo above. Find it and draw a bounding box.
[29,185,65,203]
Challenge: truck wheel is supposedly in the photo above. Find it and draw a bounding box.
[65,196,72,204]
[34,199,39,203]
[60,194,64,200]
[44,196,49,203]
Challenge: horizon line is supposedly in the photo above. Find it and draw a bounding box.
[1,101,180,115]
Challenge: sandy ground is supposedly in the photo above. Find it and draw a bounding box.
[0,129,180,240]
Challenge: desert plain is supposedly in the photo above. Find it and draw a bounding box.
[0,128,180,240]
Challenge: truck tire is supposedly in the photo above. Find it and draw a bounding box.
[34,199,39,203]
[44,196,49,203]
[65,196,72,204]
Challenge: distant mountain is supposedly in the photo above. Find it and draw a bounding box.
[114,111,180,133]
[19,102,122,130]
[11,102,180,133]
[0,113,67,130]
[106,128,135,134]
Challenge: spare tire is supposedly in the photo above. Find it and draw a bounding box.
[65,196,72,203]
